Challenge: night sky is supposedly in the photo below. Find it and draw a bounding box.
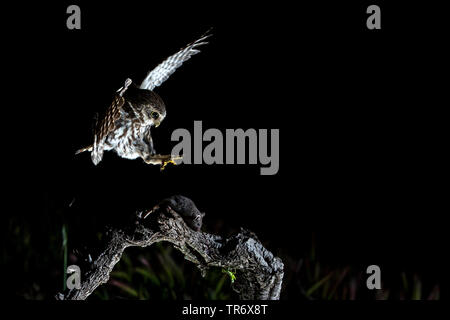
[2,1,448,299]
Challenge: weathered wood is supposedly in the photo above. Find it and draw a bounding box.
[57,196,284,300]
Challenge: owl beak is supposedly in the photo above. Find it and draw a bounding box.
[154,120,161,128]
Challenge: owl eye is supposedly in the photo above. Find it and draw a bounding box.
[151,112,159,120]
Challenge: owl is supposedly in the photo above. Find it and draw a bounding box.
[76,30,211,167]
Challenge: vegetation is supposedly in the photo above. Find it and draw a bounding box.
[2,215,440,300]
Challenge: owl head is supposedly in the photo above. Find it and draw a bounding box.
[124,85,167,127]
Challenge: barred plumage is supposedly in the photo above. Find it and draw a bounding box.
[140,29,211,91]
[91,95,125,165]
[76,30,211,166]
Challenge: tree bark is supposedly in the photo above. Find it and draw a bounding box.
[57,196,284,300]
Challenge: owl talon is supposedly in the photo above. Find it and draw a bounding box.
[78,32,211,166]
[160,159,176,171]
[143,155,182,168]
[160,155,183,171]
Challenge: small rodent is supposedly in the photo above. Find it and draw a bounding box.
[159,195,205,231]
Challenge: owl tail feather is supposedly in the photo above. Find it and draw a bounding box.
[75,145,93,155]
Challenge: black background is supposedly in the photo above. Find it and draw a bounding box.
[2,1,448,299]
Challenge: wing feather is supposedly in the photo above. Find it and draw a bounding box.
[91,95,125,165]
[139,30,212,90]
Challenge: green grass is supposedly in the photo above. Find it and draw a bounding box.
[284,237,440,300]
[2,214,441,300]
[92,243,235,300]
[62,224,68,291]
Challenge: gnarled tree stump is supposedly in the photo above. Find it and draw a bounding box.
[57,196,284,300]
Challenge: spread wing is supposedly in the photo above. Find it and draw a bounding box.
[92,95,125,165]
[139,30,212,91]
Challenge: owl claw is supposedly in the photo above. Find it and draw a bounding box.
[160,159,176,171]
[160,155,183,171]
[143,154,182,169]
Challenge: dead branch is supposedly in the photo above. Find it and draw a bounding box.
[57,196,284,300]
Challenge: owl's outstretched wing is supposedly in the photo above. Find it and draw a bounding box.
[139,30,212,91]
[92,95,125,165]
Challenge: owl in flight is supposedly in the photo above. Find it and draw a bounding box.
[76,30,211,168]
